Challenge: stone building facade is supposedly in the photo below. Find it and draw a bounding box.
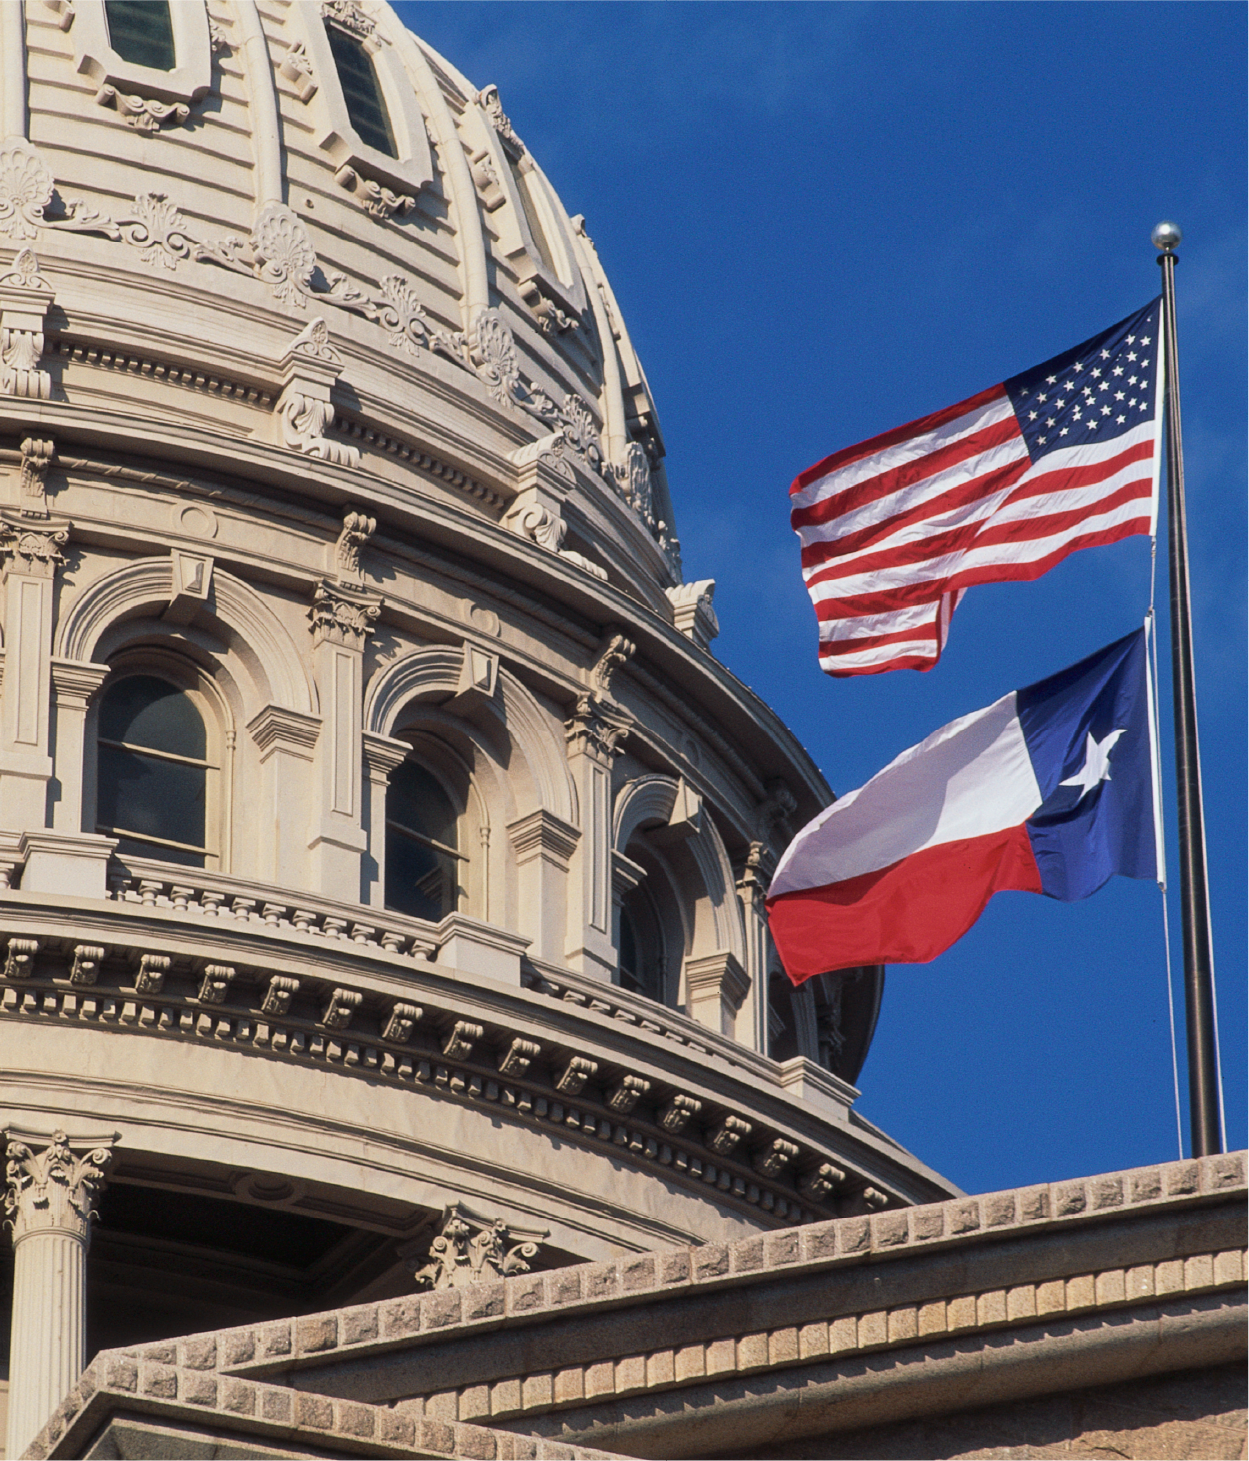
[0,3,1243,1458]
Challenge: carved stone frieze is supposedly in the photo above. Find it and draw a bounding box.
[116,193,194,271]
[17,437,54,518]
[322,0,378,44]
[412,1202,547,1291]
[3,1129,115,1245]
[308,580,381,649]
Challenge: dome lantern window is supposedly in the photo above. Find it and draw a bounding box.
[323,18,398,160]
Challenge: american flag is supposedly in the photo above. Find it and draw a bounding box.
[791,299,1164,676]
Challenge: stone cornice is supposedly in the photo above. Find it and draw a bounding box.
[245,705,321,761]
[506,809,580,867]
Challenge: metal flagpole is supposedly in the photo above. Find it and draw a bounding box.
[1151,220,1222,1156]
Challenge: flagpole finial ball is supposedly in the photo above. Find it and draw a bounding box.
[1151,220,1182,252]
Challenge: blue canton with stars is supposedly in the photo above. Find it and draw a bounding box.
[1003,299,1162,464]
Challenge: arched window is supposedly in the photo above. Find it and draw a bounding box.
[104,0,176,71]
[96,674,213,867]
[385,758,464,921]
[617,882,666,1004]
[324,18,397,159]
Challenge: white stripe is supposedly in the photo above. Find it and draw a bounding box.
[796,436,1030,552]
[769,692,1042,896]
[806,492,1153,605]
[818,600,943,641]
[819,639,939,671]
[791,394,1015,511]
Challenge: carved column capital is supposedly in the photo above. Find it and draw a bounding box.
[0,514,69,579]
[0,250,55,402]
[565,693,632,764]
[308,578,381,649]
[3,1128,118,1246]
[412,1201,548,1291]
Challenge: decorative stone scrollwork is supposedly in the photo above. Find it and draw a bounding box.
[18,437,54,517]
[752,1138,800,1179]
[320,988,362,1030]
[308,581,381,649]
[613,442,654,525]
[497,1038,541,1077]
[322,0,378,44]
[3,1130,114,1244]
[250,204,318,309]
[3,939,38,980]
[261,975,299,1016]
[478,85,524,156]
[666,580,720,652]
[412,1203,546,1292]
[335,510,376,585]
[281,391,355,464]
[507,502,566,553]
[441,1020,483,1061]
[659,1094,702,1134]
[197,965,235,1004]
[377,274,469,366]
[555,1056,598,1095]
[382,1002,423,1043]
[209,19,229,54]
[116,193,194,271]
[590,631,635,700]
[469,150,505,211]
[798,1161,846,1203]
[707,1114,752,1156]
[0,140,120,243]
[96,85,190,133]
[0,249,53,401]
[279,41,318,101]
[533,294,578,336]
[69,945,104,987]
[134,954,170,995]
[334,165,414,220]
[606,1075,650,1115]
[471,308,522,405]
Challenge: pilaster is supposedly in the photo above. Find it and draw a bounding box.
[736,840,773,1056]
[0,514,69,829]
[48,658,109,835]
[4,1127,117,1461]
[307,579,380,898]
[685,949,751,1040]
[508,807,579,962]
[564,695,631,980]
[247,705,322,887]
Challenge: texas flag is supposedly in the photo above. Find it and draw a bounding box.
[767,630,1161,982]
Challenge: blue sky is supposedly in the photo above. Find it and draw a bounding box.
[396,2,1246,1195]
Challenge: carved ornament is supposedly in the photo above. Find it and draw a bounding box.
[96,85,190,133]
[412,1202,547,1291]
[321,988,362,1030]
[261,975,300,1016]
[0,520,69,579]
[0,140,119,243]
[477,85,524,156]
[279,41,318,102]
[308,580,381,649]
[3,938,38,979]
[590,631,635,699]
[69,945,104,987]
[335,165,414,220]
[4,1129,116,1245]
[117,193,194,271]
[322,0,378,44]
[134,954,170,995]
[335,509,376,584]
[18,437,54,518]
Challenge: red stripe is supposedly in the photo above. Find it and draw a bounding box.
[811,513,1152,625]
[765,825,1042,980]
[790,383,1008,495]
[791,414,1023,531]
[1000,438,1153,507]
[804,471,1150,592]
[823,652,941,677]
[798,454,1031,570]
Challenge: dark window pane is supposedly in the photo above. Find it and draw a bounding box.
[387,760,457,849]
[100,676,206,759]
[385,826,457,922]
[324,22,397,158]
[98,745,206,851]
[104,0,176,71]
[112,834,204,869]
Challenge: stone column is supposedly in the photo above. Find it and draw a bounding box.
[4,1128,116,1461]
[736,841,773,1057]
[48,659,109,833]
[361,731,409,909]
[509,808,580,963]
[247,705,322,888]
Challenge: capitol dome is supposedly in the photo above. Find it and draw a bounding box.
[0,3,957,1454]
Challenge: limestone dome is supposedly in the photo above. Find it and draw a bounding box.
[0,5,957,1455]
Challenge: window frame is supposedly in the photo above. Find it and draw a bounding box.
[72,0,212,110]
[468,94,587,328]
[294,4,434,205]
[90,656,229,872]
